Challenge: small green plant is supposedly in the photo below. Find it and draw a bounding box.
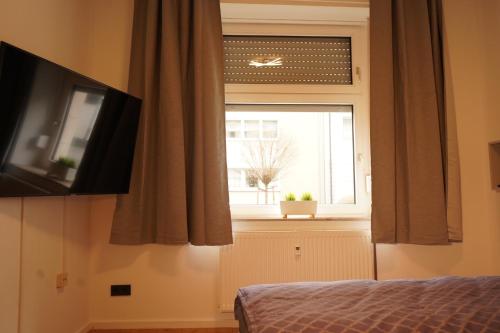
[57,157,76,169]
[301,192,313,201]
[245,173,259,187]
[284,192,296,201]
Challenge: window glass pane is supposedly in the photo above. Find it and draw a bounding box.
[228,168,242,188]
[226,105,355,205]
[226,120,241,138]
[244,120,260,138]
[326,112,355,204]
[262,120,278,138]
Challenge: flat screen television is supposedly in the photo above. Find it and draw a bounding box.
[0,42,141,197]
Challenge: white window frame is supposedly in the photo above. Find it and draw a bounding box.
[223,18,370,220]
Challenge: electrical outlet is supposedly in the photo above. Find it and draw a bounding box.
[56,273,68,289]
[111,284,131,296]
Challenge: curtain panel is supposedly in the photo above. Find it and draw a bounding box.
[370,0,462,244]
[110,0,233,245]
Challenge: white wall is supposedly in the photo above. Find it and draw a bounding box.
[86,0,500,328]
[90,197,230,329]
[0,1,133,332]
[19,197,90,333]
[85,0,134,90]
[0,199,22,333]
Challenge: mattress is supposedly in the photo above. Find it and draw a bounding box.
[234,276,500,333]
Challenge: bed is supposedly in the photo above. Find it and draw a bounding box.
[234,276,500,333]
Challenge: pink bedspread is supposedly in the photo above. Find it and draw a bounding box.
[235,276,500,333]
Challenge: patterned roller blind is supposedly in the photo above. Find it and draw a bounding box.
[224,35,352,85]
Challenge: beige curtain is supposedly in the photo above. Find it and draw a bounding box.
[370,0,462,244]
[110,0,233,245]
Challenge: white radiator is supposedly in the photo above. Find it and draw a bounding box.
[219,229,374,312]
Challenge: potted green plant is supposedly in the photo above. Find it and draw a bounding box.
[245,172,259,188]
[47,157,77,182]
[280,192,317,218]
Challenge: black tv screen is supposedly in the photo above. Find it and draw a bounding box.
[0,42,141,197]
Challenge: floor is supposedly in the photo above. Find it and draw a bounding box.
[89,329,239,333]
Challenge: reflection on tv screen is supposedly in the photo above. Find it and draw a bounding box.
[0,42,141,197]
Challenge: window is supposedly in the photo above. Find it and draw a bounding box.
[226,119,280,140]
[244,120,260,138]
[228,168,244,188]
[226,105,354,207]
[226,120,242,138]
[262,120,278,138]
[222,13,370,218]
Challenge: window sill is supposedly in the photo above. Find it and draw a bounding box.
[231,215,371,232]
[232,215,369,222]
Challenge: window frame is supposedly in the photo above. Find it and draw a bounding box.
[223,20,370,219]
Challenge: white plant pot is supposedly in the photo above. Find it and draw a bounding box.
[66,168,77,182]
[280,201,318,218]
[47,163,76,182]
